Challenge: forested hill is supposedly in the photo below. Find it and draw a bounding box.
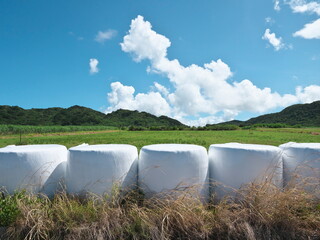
[0,105,185,127]
[246,101,320,126]
[215,101,320,127]
[1,101,319,128]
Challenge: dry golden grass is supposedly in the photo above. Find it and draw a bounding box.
[0,178,319,240]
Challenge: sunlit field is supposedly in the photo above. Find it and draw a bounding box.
[1,127,319,149]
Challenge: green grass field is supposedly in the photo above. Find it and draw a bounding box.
[0,128,319,239]
[0,127,319,149]
[0,124,117,134]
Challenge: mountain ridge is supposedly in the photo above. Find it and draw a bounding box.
[1,101,319,127]
[0,105,185,127]
[211,101,320,127]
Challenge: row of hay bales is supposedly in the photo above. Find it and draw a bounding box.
[0,143,319,200]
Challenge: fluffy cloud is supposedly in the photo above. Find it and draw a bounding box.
[95,29,117,43]
[106,82,171,116]
[295,85,320,102]
[89,58,99,74]
[120,15,171,62]
[288,0,320,39]
[262,29,285,50]
[274,0,281,11]
[153,82,169,96]
[293,18,320,38]
[107,16,320,126]
[288,0,320,15]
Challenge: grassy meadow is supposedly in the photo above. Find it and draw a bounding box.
[0,127,319,239]
[0,127,319,149]
[0,125,117,135]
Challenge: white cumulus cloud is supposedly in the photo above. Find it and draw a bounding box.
[120,15,171,62]
[89,58,99,74]
[293,18,320,38]
[295,85,320,102]
[288,0,320,39]
[262,29,286,50]
[106,82,171,116]
[106,15,320,126]
[95,29,117,43]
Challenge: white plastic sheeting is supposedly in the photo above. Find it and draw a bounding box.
[209,143,283,200]
[280,142,320,188]
[139,144,209,199]
[0,144,67,195]
[66,144,138,196]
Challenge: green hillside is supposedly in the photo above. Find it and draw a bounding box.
[212,101,320,127]
[0,105,185,127]
[104,109,183,127]
[1,101,319,128]
[246,101,320,126]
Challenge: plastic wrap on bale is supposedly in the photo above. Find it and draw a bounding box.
[280,142,320,192]
[209,143,283,201]
[138,144,209,201]
[66,144,138,196]
[0,144,67,196]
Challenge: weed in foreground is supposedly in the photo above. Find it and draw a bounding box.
[0,180,319,240]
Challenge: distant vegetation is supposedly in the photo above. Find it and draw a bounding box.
[212,101,320,127]
[0,125,117,135]
[0,105,185,128]
[241,123,302,129]
[195,124,240,131]
[246,101,320,126]
[1,101,319,133]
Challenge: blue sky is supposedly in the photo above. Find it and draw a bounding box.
[0,0,319,125]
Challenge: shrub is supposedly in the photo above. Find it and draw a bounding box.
[0,191,26,227]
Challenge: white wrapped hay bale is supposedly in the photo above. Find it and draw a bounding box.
[280,142,320,189]
[139,144,209,200]
[66,144,138,196]
[0,144,67,195]
[209,143,283,200]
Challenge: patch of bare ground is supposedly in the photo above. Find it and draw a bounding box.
[0,136,15,139]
